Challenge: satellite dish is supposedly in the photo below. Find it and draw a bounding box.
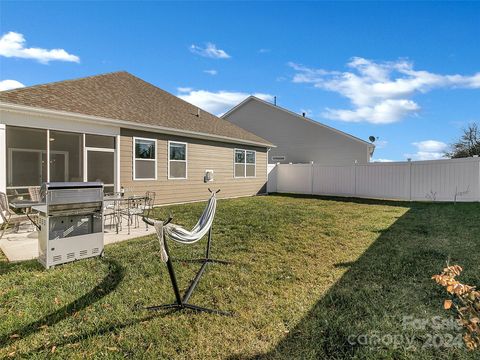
[369,136,376,143]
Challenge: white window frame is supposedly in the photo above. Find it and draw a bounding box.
[234,148,256,178]
[133,136,157,181]
[168,141,188,180]
[84,147,115,188]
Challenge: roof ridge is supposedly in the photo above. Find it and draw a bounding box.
[0,71,130,93]
[121,72,224,121]
[0,72,273,147]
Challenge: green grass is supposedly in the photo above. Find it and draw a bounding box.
[0,194,479,359]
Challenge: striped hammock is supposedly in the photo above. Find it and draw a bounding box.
[153,192,217,262]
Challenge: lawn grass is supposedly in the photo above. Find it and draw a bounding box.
[0,194,479,359]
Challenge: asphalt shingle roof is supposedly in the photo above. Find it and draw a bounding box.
[0,71,272,146]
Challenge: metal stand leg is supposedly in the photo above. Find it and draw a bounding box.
[146,228,231,316]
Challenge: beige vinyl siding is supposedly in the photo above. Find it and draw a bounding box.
[120,129,267,205]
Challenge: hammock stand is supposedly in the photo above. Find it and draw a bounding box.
[142,189,231,316]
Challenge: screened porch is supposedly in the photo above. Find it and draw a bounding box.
[5,125,117,200]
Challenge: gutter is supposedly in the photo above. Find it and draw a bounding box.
[0,102,275,149]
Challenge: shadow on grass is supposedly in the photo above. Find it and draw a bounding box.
[232,200,480,359]
[0,258,44,276]
[0,257,125,348]
[268,192,416,207]
[17,310,177,357]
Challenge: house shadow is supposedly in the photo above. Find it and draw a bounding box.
[230,200,479,359]
[267,192,414,207]
[0,257,125,348]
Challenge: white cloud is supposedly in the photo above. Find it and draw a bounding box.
[406,140,448,160]
[289,57,480,124]
[0,79,25,91]
[259,48,270,53]
[323,99,420,124]
[189,43,230,59]
[372,158,394,162]
[375,140,388,149]
[177,87,193,93]
[177,89,273,116]
[203,69,218,76]
[0,31,80,64]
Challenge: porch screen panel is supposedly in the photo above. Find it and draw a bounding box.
[87,151,114,184]
[85,134,115,149]
[6,126,47,188]
[50,131,83,182]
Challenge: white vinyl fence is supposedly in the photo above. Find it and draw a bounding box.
[268,157,480,202]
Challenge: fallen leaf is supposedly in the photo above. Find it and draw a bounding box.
[444,299,453,310]
[51,345,56,353]
[54,297,60,305]
[9,334,20,339]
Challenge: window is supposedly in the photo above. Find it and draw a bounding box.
[133,137,157,180]
[168,141,187,179]
[234,149,256,178]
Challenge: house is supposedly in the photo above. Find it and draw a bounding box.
[222,96,375,165]
[0,72,273,205]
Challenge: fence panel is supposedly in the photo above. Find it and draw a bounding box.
[411,158,480,202]
[267,164,278,193]
[277,164,312,194]
[272,158,480,202]
[312,165,355,196]
[356,162,411,200]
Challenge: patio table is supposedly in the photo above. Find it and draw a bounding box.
[9,199,43,230]
[9,199,43,210]
[103,195,148,234]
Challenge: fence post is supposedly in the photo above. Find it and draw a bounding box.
[310,161,314,195]
[408,159,412,201]
[354,160,357,196]
[477,158,480,202]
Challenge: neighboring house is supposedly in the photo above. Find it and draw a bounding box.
[0,72,273,205]
[223,96,375,165]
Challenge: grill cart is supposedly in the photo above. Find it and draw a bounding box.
[34,182,104,269]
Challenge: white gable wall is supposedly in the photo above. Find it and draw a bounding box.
[224,98,373,165]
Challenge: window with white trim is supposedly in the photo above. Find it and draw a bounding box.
[234,149,256,178]
[168,141,187,179]
[133,137,157,180]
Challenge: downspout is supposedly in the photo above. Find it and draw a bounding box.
[266,147,271,194]
[0,124,6,195]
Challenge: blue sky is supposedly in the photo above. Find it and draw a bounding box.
[1,1,479,161]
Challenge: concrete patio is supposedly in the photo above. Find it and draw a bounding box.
[0,223,156,262]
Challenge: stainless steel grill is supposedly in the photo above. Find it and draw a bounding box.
[36,182,104,269]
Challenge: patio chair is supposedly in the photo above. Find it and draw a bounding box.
[142,189,231,316]
[103,192,120,231]
[28,187,41,202]
[139,191,156,230]
[0,192,30,240]
[119,197,143,234]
